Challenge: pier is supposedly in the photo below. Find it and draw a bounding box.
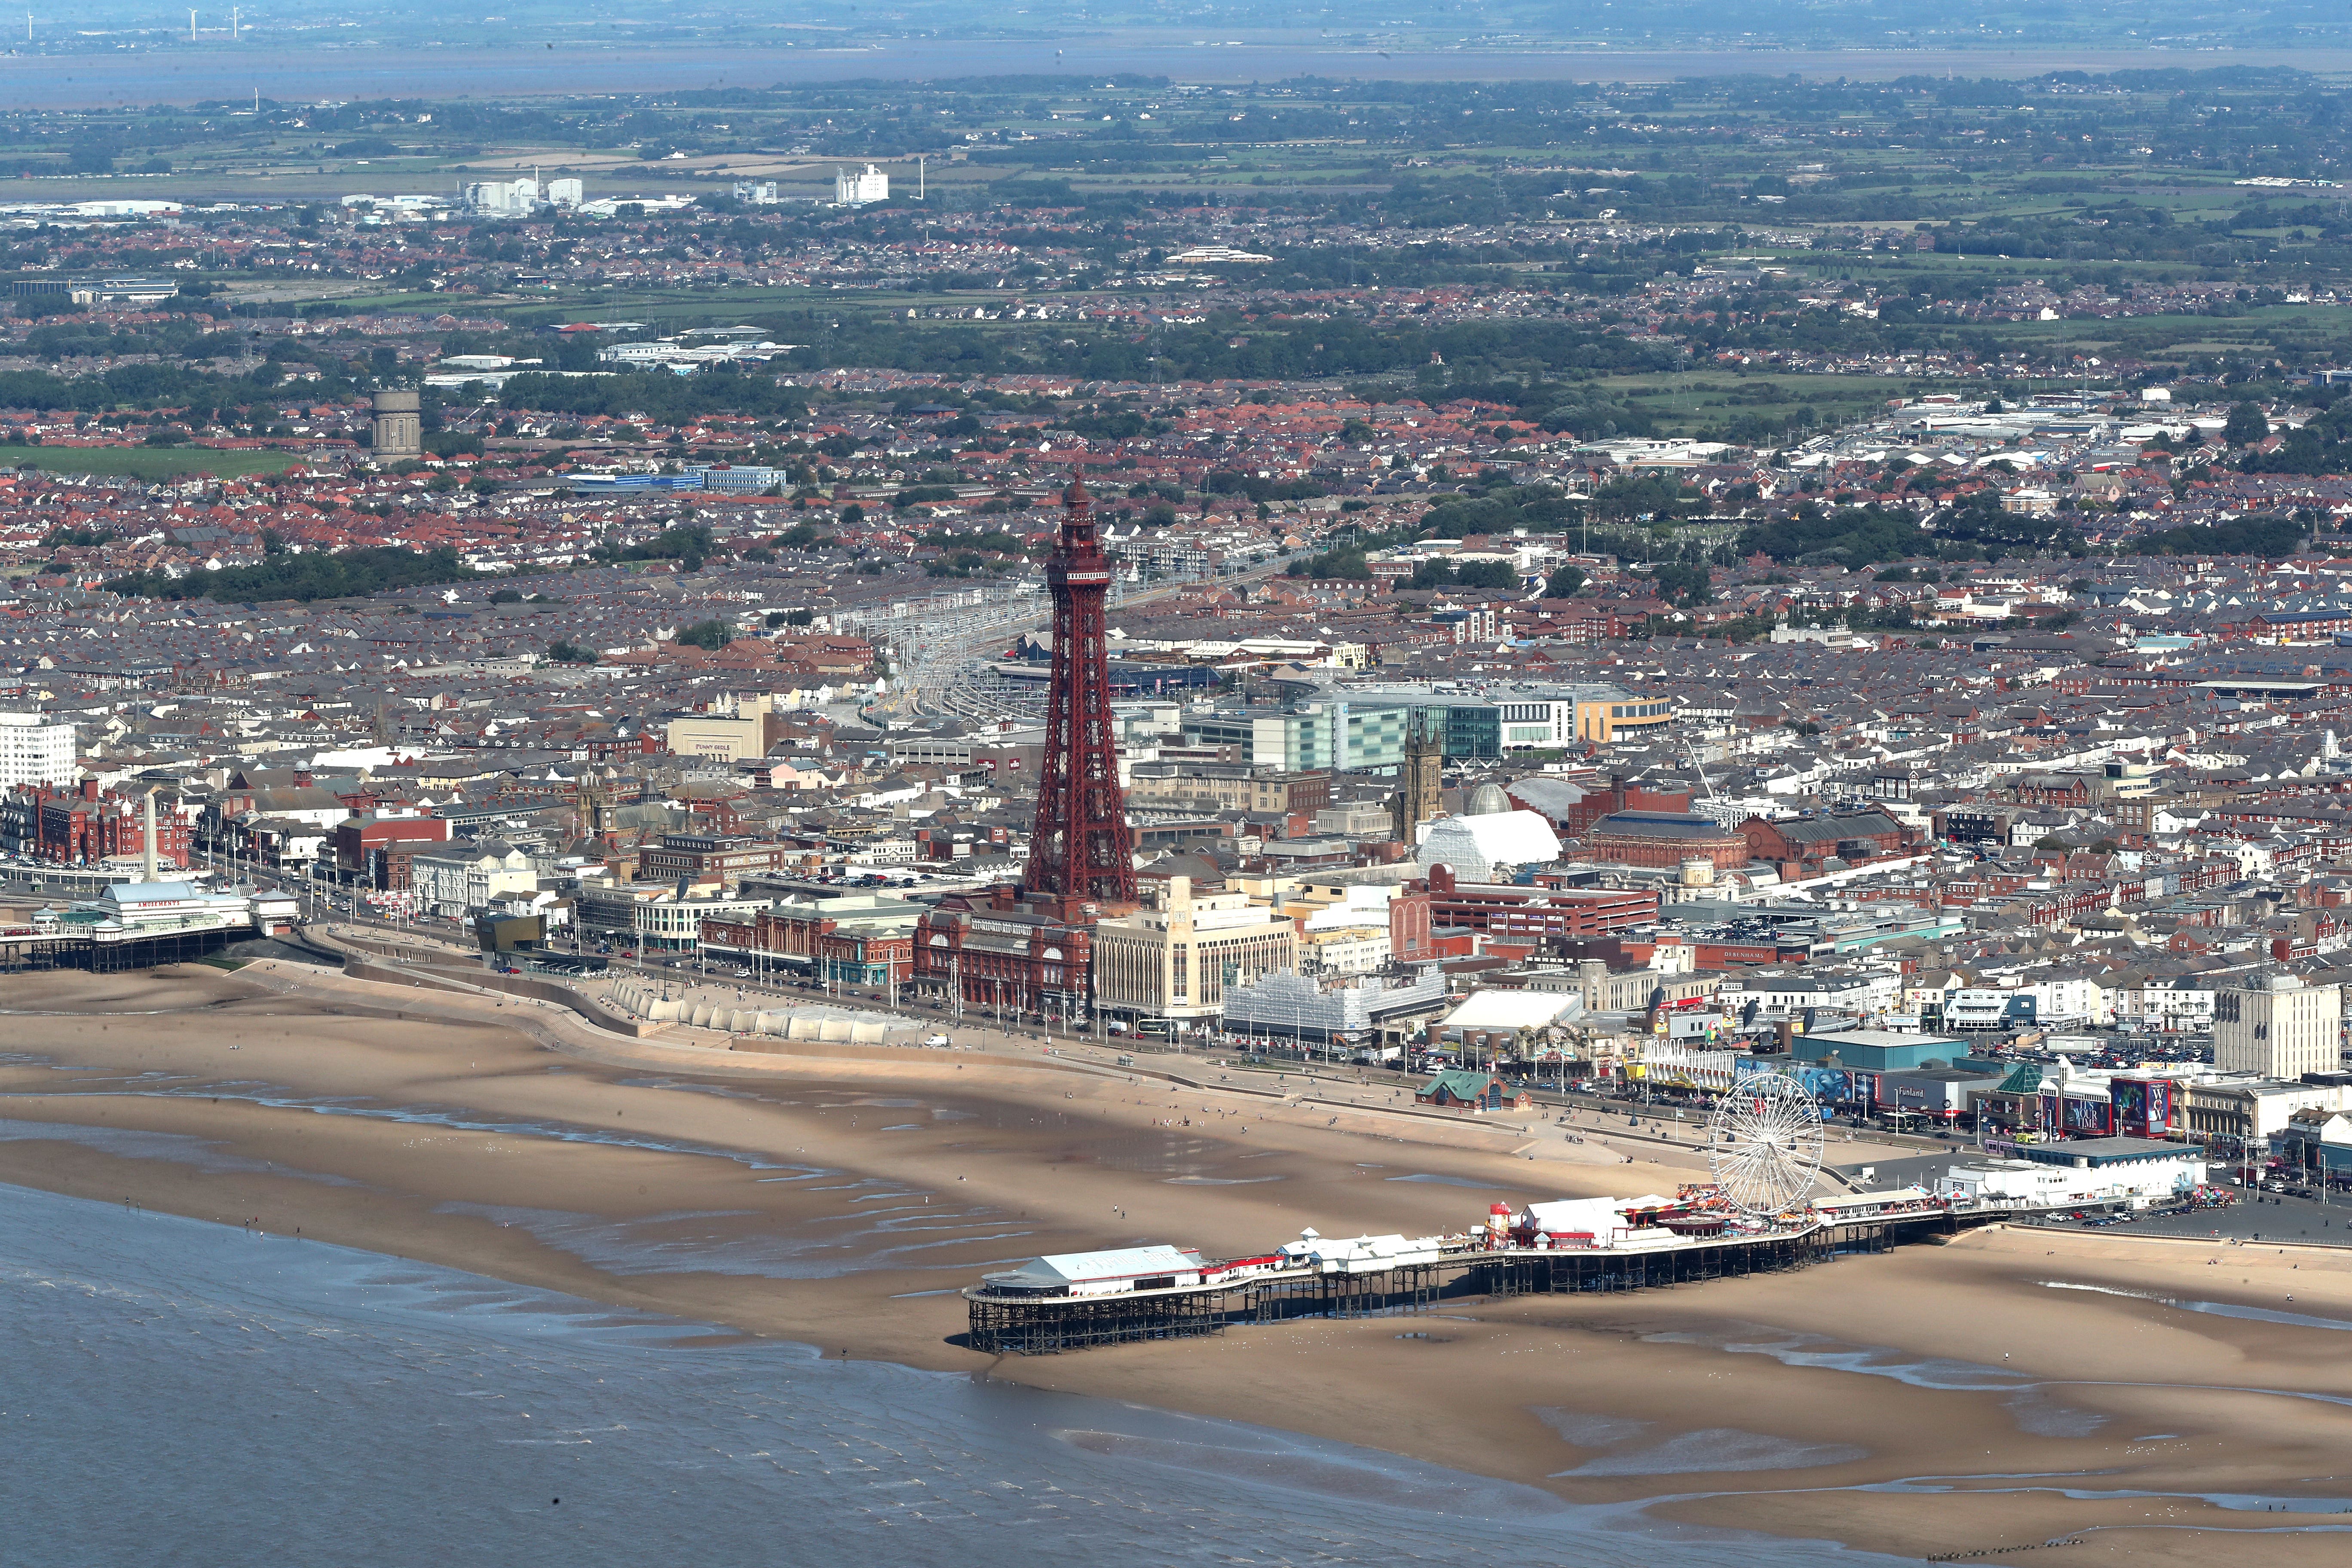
[0,918,248,972]
[965,1201,2031,1356]
[0,882,254,973]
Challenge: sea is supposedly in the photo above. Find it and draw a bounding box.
[0,1180,1922,1568]
[1,42,2349,111]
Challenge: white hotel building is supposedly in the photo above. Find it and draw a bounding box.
[0,712,74,789]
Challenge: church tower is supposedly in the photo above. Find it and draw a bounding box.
[1390,715,1443,845]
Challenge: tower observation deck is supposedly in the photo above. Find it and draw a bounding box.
[1024,476,1136,906]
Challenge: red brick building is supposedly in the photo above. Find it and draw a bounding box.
[913,887,1103,1023]
[1423,863,1656,939]
[702,907,915,986]
[332,813,450,883]
[1583,810,1750,870]
[1510,773,1694,838]
[1388,881,1435,962]
[1739,809,1924,878]
[638,833,800,890]
[15,782,192,868]
[584,732,664,766]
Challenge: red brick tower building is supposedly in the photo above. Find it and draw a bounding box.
[912,478,1138,1026]
[1024,475,1136,905]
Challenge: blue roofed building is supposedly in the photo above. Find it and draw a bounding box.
[1790,1028,1972,1073]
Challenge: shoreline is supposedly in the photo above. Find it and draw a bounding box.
[7,962,2352,1565]
[2,41,2351,112]
[10,1178,1799,1568]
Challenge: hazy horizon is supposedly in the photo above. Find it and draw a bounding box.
[22,2,2352,54]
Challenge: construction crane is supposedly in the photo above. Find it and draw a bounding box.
[1682,733,1718,802]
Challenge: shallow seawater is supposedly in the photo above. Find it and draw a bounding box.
[1641,1309,2352,1452]
[0,1115,362,1185]
[0,1182,1924,1568]
[1643,1324,2041,1391]
[104,1083,821,1172]
[1560,1428,1868,1477]
[2044,1279,2352,1334]
[432,1197,1035,1280]
[1536,1409,1654,1447]
[1640,1325,2109,1438]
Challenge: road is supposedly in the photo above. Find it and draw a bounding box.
[2025,1184,2352,1248]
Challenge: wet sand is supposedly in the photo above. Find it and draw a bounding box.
[5,960,2351,1565]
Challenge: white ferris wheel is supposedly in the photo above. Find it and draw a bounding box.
[1706,1072,1826,1216]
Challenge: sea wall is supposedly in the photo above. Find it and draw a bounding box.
[605,975,911,1044]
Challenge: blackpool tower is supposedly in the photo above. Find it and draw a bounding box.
[1024,475,1136,906]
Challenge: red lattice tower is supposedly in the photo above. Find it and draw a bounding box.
[1024,475,1136,905]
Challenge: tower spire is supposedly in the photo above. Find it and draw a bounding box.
[1024,472,1135,905]
[1391,711,1442,844]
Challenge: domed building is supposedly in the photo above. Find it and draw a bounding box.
[1464,781,1512,816]
[1584,810,1750,871]
[1415,807,1562,883]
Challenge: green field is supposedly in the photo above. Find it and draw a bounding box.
[1596,373,1933,439]
[0,445,306,481]
[314,289,470,313]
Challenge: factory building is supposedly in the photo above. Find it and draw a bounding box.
[462,176,583,215]
[835,164,890,205]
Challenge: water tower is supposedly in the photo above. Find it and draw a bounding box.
[371,389,422,461]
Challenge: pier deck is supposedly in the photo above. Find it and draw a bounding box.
[0,923,243,972]
[965,1206,2023,1355]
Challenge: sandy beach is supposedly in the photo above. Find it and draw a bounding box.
[5,959,2351,1565]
